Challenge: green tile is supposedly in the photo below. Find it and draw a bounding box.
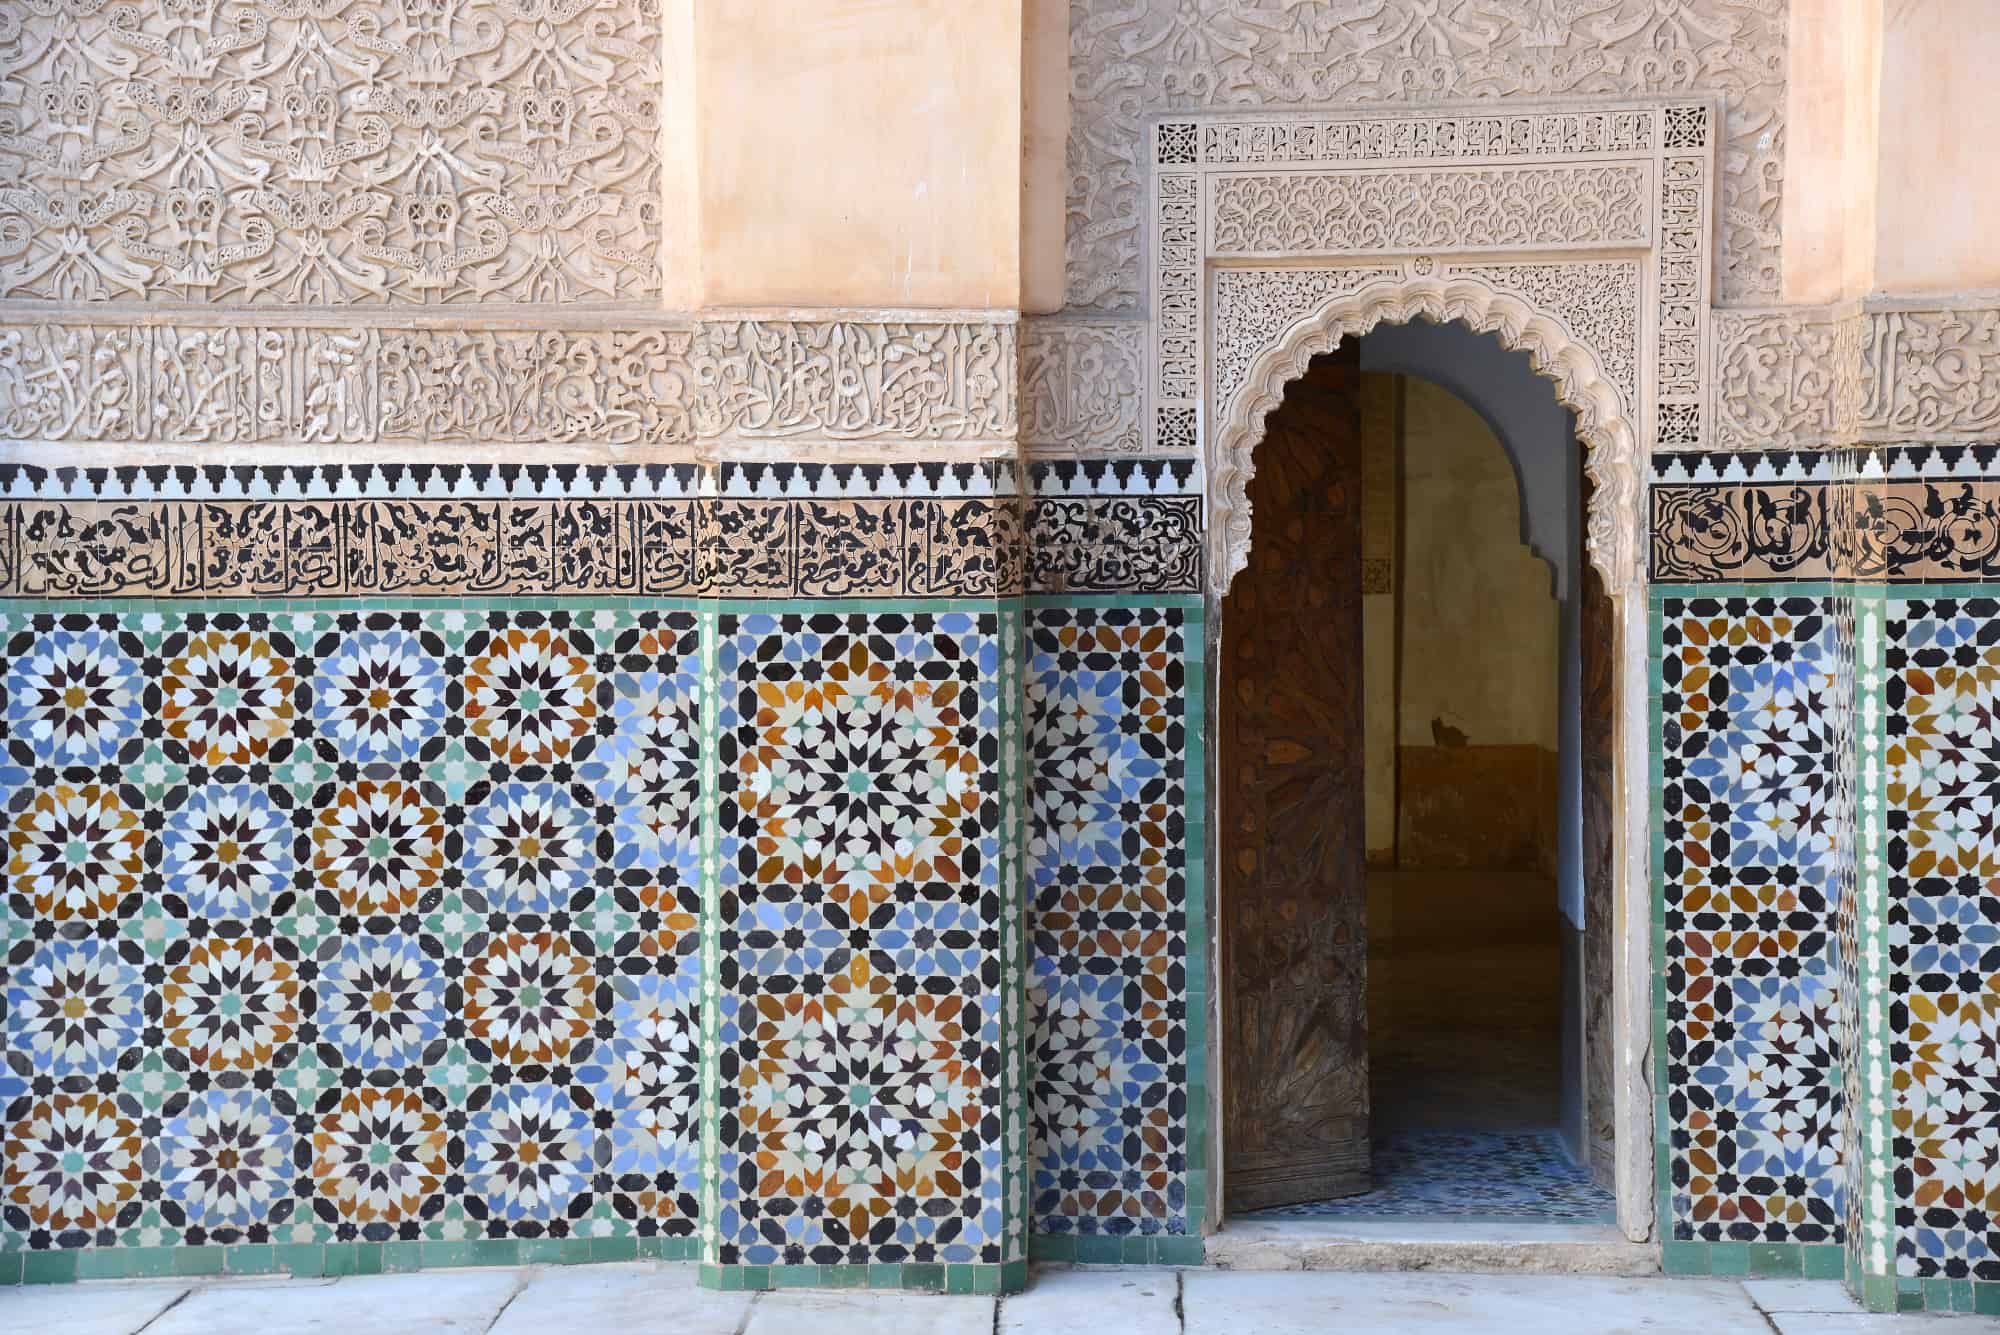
[698,1263,727,1291]
[589,1237,638,1264]
[1707,1245,1749,1276]
[1951,1279,1975,1313]
[868,1263,901,1289]
[1923,1278,1952,1312]
[472,1240,519,1268]
[969,1266,1001,1296]
[352,1244,383,1277]
[772,1266,819,1289]
[636,1237,665,1260]
[224,1245,275,1277]
[1896,1288,1925,1314]
[740,1265,770,1291]
[1747,1244,1801,1278]
[1075,1234,1123,1265]
[421,1243,478,1270]
[1027,1235,1076,1263]
[319,1245,361,1277]
[902,1263,945,1292]
[22,1251,78,1285]
[1974,1282,2000,1317]
[946,1265,976,1295]
[519,1239,568,1266]
[1121,1236,1153,1264]
[1861,1275,1897,1313]
[559,1238,597,1266]
[1801,1246,1845,1280]
[273,1244,324,1278]
[75,1249,132,1280]
[1154,1236,1205,1267]
[823,1266,866,1290]
[1659,1240,1710,1276]
[382,1242,425,1273]
[1002,1260,1029,1294]
[173,1248,226,1278]
[0,1252,21,1286]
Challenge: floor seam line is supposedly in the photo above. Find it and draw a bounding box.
[480,1268,531,1334]
[129,1286,194,1335]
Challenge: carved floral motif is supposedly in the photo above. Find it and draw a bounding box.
[0,0,664,304]
[1064,0,1787,310]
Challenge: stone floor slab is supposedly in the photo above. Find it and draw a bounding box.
[145,1271,519,1335]
[1768,1315,1997,1334]
[1001,1268,1179,1335]
[0,1281,190,1335]
[745,1290,995,1335]
[488,1263,752,1335]
[1742,1280,1866,1314]
[1184,1271,1772,1334]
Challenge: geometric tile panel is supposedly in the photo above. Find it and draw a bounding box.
[713,610,1009,1268]
[1659,595,1846,1244]
[1025,604,1193,1238]
[0,606,702,1255]
[1888,597,2000,1281]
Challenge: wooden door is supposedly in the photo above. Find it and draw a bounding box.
[1221,342,1371,1211]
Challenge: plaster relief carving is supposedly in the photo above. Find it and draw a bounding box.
[0,0,663,304]
[1065,0,1787,311]
[0,317,1016,449]
[1863,308,2000,442]
[692,320,1016,442]
[1447,261,1641,409]
[1210,164,1651,255]
[1211,276,1640,597]
[1213,267,1402,410]
[1710,307,1857,452]
[1020,319,1144,454]
[1708,303,2000,450]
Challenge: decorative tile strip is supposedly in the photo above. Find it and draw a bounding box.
[0,494,1024,600]
[1650,474,2000,583]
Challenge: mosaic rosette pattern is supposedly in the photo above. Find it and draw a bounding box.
[0,607,703,1255]
[1659,595,1846,1244]
[1887,597,2000,1281]
[1025,604,1194,1237]
[713,610,1009,1268]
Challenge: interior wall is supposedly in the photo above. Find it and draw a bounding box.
[1394,376,1559,873]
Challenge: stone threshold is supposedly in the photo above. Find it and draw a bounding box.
[1203,1219,1657,1276]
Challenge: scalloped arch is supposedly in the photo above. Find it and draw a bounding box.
[1210,275,1641,598]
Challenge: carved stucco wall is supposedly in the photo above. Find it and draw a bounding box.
[1063,0,1787,311]
[0,0,663,306]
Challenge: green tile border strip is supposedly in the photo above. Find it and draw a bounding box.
[999,596,1029,1267]
[697,604,724,1268]
[9,1237,700,1285]
[698,1260,1026,1294]
[1851,587,1897,1311]
[1028,1233,1207,1266]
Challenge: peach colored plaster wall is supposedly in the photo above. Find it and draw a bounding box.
[1873,0,2000,294]
[690,3,1037,310]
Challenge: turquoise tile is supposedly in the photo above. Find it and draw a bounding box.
[22,1251,78,1285]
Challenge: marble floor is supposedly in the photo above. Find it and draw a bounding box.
[0,1265,1937,1335]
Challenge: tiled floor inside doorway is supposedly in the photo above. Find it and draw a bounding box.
[1243,871,1615,1226]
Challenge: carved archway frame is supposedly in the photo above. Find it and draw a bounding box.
[1162,98,1719,1246]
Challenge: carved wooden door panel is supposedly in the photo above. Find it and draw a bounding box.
[1579,469,1619,1189]
[1221,342,1370,1211]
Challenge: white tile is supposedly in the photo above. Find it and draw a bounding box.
[1743,1280,1866,1314]
[0,1281,189,1335]
[144,1270,520,1335]
[489,1263,751,1335]
[1000,1268,1179,1335]
[1183,1272,1773,1335]
[745,1290,995,1335]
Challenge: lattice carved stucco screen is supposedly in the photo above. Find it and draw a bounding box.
[1146,101,1718,598]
